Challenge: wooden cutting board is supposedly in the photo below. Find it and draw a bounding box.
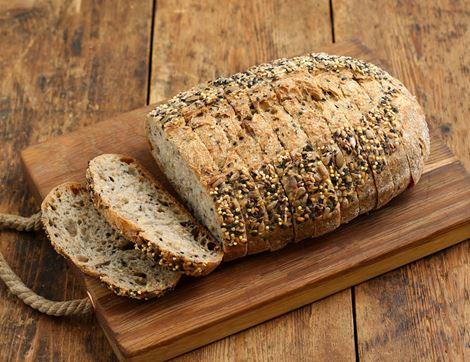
[20,41,470,361]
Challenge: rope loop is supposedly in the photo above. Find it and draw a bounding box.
[0,212,92,316]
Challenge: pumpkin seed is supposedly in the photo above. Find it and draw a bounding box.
[335,152,345,168]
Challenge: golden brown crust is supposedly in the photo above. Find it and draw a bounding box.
[222,84,295,250]
[378,78,430,185]
[175,94,270,255]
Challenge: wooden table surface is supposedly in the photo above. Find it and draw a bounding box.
[0,1,468,361]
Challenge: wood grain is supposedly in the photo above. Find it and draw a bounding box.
[334,0,470,360]
[0,0,153,360]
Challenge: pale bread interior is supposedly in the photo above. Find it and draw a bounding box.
[87,155,221,265]
[41,183,180,299]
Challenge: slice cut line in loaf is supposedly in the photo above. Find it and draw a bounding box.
[86,154,223,276]
[41,182,180,299]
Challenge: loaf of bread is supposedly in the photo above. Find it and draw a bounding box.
[146,53,430,261]
[41,183,181,299]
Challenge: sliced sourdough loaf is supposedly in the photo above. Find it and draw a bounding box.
[86,154,223,276]
[147,51,429,257]
[41,182,180,299]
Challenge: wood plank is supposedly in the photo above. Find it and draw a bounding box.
[170,291,355,362]
[0,0,153,360]
[149,4,354,360]
[333,0,470,360]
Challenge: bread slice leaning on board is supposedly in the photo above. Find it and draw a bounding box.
[146,52,430,261]
[86,154,223,276]
[41,183,181,299]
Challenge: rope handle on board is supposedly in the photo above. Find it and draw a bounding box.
[0,212,92,316]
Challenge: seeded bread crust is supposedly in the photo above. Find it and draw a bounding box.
[86,154,223,276]
[391,89,429,185]
[319,71,383,210]
[372,75,429,185]
[41,182,180,299]
[305,54,427,188]
[254,55,418,213]
[244,77,339,241]
[220,82,295,250]
[223,80,309,243]
[270,74,341,235]
[337,71,411,202]
[203,95,289,253]
[273,54,418,211]
[256,63,362,224]
[212,98,283,253]
[271,70,358,228]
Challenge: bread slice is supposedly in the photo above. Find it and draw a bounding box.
[86,154,223,276]
[41,182,180,299]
